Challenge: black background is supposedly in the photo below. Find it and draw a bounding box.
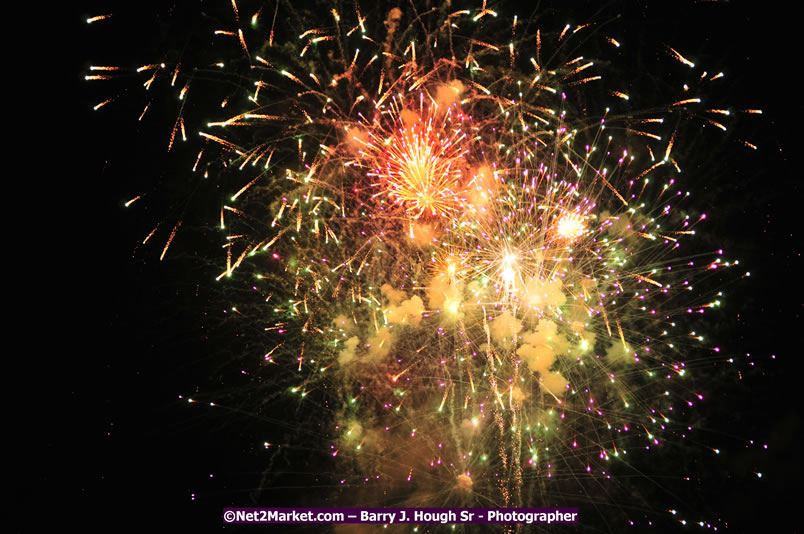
[40,1,801,532]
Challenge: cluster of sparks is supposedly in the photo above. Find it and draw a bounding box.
[88,1,760,529]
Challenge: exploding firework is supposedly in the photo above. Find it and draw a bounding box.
[86,1,761,530]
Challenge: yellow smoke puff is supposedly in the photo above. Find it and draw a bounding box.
[366,327,393,360]
[523,278,566,310]
[434,79,465,109]
[386,295,424,326]
[338,335,360,365]
[516,338,555,373]
[539,370,569,396]
[380,283,407,305]
[490,310,522,343]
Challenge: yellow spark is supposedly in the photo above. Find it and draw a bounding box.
[160,221,182,261]
[86,14,111,23]
[668,46,695,68]
[671,98,701,107]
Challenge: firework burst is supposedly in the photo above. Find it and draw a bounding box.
[87,1,761,530]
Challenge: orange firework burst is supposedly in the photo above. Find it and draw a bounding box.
[361,91,469,219]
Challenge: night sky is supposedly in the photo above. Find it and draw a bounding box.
[45,2,801,532]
